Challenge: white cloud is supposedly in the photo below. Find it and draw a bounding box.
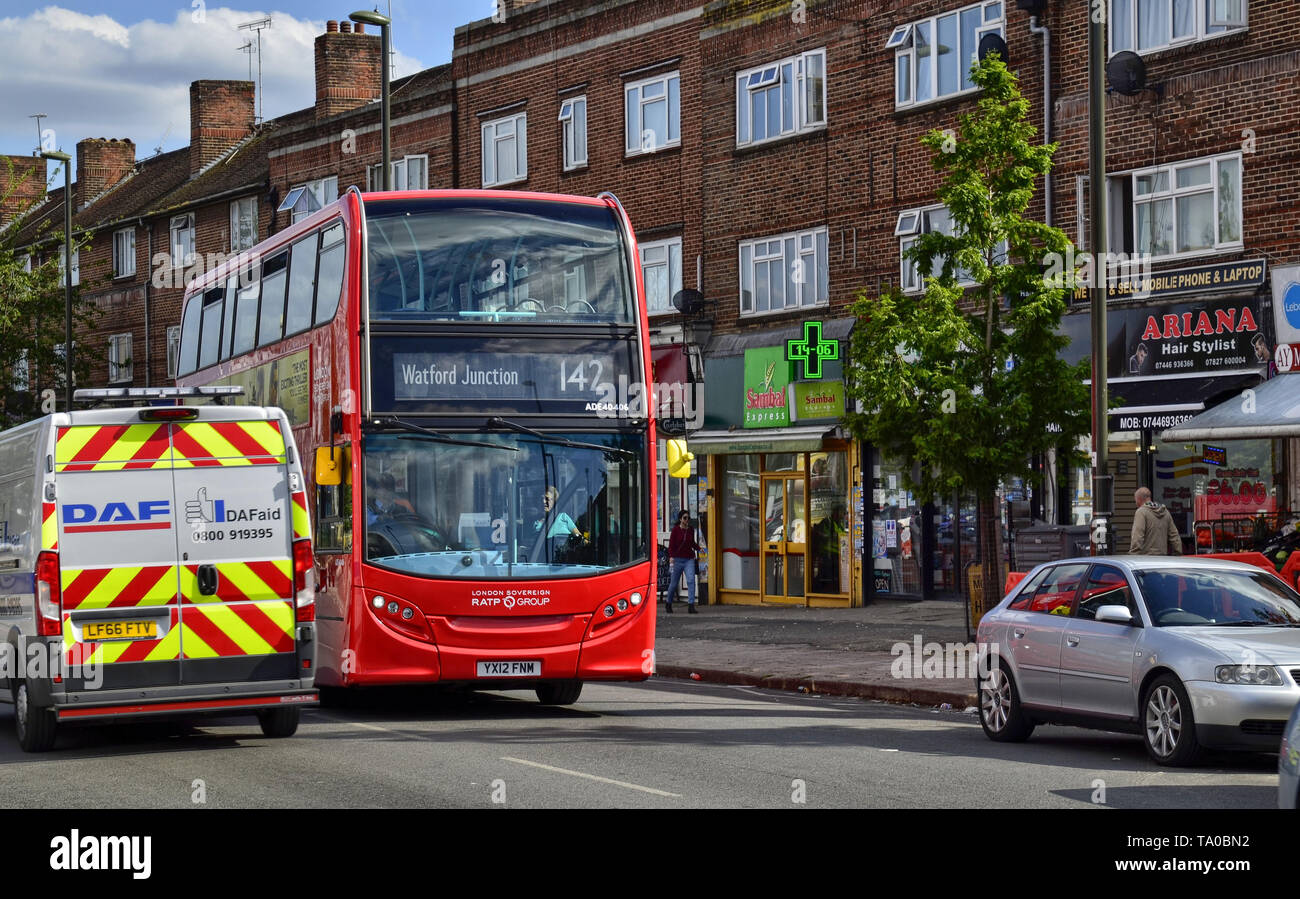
[0,6,426,172]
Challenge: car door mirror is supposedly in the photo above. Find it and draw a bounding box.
[1095,605,1134,625]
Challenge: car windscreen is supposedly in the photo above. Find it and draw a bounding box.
[1136,568,1300,626]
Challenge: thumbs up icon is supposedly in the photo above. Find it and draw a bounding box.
[186,487,215,523]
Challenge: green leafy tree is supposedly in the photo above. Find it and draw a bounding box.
[844,55,1091,599]
[0,158,97,428]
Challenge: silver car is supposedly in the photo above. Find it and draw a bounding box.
[976,556,1300,766]
[1280,700,1300,807]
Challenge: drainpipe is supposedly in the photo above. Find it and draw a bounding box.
[1029,15,1052,226]
[144,219,152,386]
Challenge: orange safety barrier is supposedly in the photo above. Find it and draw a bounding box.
[1280,551,1300,590]
[1004,571,1028,597]
[1199,551,1287,583]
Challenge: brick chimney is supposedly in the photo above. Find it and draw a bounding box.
[314,22,380,120]
[0,154,48,226]
[190,80,255,176]
[75,139,135,207]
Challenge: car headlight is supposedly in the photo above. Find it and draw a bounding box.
[1215,665,1284,686]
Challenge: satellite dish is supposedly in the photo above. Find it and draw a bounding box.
[672,288,705,315]
[1106,51,1147,95]
[977,32,1008,63]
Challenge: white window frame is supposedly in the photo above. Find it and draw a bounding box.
[170,213,195,269]
[367,155,429,191]
[738,226,829,317]
[1109,0,1247,57]
[482,113,528,188]
[59,246,80,286]
[1121,151,1243,263]
[625,71,681,156]
[230,196,257,251]
[892,1,1005,110]
[108,333,133,384]
[898,203,1007,294]
[54,342,76,389]
[639,237,682,317]
[10,349,28,393]
[559,96,588,171]
[166,325,182,379]
[736,49,827,147]
[112,227,136,278]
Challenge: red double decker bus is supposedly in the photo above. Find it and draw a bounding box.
[176,188,656,704]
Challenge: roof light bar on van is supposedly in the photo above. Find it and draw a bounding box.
[74,386,245,405]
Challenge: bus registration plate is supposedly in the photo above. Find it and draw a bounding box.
[477,660,541,677]
[82,620,157,641]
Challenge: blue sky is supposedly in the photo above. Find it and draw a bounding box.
[0,2,497,186]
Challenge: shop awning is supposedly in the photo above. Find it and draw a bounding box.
[1160,373,1300,441]
[1091,373,1262,432]
[685,426,835,455]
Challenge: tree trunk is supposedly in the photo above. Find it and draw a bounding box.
[978,491,1003,616]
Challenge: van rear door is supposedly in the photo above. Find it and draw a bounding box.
[55,421,182,689]
[170,418,299,685]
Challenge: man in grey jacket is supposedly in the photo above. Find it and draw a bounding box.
[1131,487,1182,555]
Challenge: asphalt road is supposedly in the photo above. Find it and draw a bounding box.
[0,680,1280,809]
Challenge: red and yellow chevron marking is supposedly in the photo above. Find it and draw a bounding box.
[291,491,310,540]
[55,424,171,472]
[171,420,285,467]
[61,565,179,610]
[42,501,57,551]
[180,560,291,604]
[181,601,295,658]
[64,608,181,666]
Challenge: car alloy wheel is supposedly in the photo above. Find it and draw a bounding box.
[1142,675,1202,766]
[978,661,1033,742]
[982,668,1011,733]
[1145,684,1182,758]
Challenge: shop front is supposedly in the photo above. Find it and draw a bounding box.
[691,319,861,607]
[1059,258,1279,551]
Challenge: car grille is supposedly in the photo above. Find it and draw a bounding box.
[1291,669,1300,686]
[1240,720,1285,736]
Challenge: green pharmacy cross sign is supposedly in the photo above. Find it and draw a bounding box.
[786,321,839,379]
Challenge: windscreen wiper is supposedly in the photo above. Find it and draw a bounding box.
[365,417,519,452]
[487,416,635,458]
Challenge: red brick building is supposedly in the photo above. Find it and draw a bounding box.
[5,0,1298,604]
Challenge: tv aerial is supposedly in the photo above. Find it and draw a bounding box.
[238,16,273,122]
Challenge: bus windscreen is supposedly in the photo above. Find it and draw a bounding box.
[362,429,647,579]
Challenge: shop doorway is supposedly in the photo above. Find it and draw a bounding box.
[760,475,806,602]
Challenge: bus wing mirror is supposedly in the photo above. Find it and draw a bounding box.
[316,446,344,486]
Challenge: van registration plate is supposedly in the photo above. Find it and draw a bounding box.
[82,620,157,641]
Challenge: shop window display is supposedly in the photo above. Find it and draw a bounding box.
[721,455,761,590]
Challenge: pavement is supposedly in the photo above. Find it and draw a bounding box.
[653,597,983,708]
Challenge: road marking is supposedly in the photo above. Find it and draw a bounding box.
[313,712,403,735]
[501,756,681,798]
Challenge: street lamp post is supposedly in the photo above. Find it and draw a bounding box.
[1087,8,1112,553]
[349,10,392,190]
[40,149,73,411]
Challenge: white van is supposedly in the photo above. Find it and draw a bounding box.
[0,388,316,751]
